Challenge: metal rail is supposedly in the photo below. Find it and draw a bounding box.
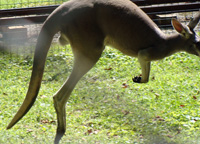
[0,5,58,17]
[142,2,200,14]
[132,0,199,6]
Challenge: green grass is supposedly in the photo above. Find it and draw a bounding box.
[0,44,200,144]
[0,0,68,9]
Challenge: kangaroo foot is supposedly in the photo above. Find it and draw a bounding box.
[132,76,142,83]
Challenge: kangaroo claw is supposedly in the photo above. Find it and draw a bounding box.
[132,76,142,83]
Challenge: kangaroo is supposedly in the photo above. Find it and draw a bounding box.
[7,0,200,143]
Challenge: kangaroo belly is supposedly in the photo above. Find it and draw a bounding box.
[104,36,139,57]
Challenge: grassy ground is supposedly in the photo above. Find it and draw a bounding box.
[0,0,68,9]
[0,44,200,144]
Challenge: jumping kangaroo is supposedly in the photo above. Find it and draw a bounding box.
[7,0,200,143]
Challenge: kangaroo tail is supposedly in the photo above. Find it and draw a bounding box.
[7,9,61,129]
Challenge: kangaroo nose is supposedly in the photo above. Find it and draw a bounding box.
[196,41,200,56]
[197,41,200,48]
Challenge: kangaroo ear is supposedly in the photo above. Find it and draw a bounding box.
[171,19,185,34]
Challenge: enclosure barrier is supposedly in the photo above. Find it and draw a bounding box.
[0,1,200,26]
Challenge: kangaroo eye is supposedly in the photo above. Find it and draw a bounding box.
[182,32,186,37]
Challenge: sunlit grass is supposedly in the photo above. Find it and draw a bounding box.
[0,0,68,9]
[0,44,200,143]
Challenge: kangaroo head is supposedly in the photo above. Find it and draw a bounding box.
[171,13,200,56]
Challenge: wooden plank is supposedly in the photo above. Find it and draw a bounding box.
[0,15,47,26]
[1,26,27,41]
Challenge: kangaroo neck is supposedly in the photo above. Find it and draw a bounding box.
[164,34,185,57]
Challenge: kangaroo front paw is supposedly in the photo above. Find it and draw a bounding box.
[132,76,142,83]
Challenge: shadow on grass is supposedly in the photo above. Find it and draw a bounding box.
[70,84,200,144]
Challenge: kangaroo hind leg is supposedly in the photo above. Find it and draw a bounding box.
[53,43,105,144]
